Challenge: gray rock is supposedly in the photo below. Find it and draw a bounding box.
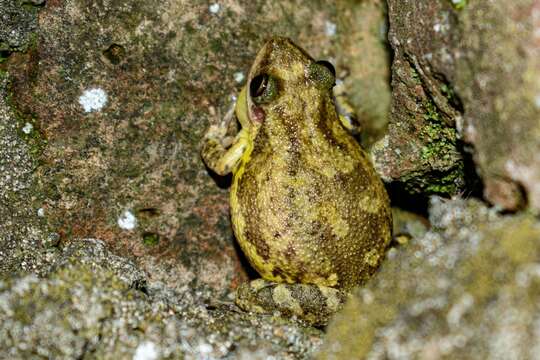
[0,71,52,278]
[320,198,540,359]
[0,0,40,53]
[455,0,540,211]
[0,237,324,359]
[372,0,465,196]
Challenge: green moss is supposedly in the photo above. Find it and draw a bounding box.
[142,232,159,246]
[425,166,463,194]
[419,97,458,162]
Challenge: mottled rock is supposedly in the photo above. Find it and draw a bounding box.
[320,198,540,359]
[375,0,540,208]
[0,70,52,277]
[455,0,540,211]
[48,238,148,289]
[372,0,465,196]
[4,0,380,295]
[0,238,324,359]
[336,0,391,144]
[0,0,41,55]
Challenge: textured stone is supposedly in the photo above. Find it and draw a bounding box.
[455,0,540,211]
[336,0,391,144]
[0,238,324,359]
[374,0,540,209]
[0,71,52,277]
[320,198,540,359]
[372,0,465,196]
[0,0,40,54]
[4,0,358,295]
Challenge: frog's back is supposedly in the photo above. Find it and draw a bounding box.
[230,97,392,290]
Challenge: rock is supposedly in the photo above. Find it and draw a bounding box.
[3,0,385,295]
[0,237,324,359]
[319,198,540,359]
[0,0,40,54]
[455,0,540,211]
[48,238,148,289]
[336,0,392,144]
[372,0,465,196]
[0,70,53,277]
[374,0,540,209]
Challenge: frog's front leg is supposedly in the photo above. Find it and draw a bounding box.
[201,106,249,176]
[333,80,361,136]
[236,279,347,327]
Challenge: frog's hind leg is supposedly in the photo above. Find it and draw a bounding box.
[235,279,347,327]
[333,80,362,136]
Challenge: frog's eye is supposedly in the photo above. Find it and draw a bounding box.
[250,74,278,104]
[308,60,336,89]
[315,60,336,77]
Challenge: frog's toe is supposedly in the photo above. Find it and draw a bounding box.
[203,123,227,140]
[235,279,347,327]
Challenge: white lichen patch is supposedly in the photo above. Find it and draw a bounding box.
[37,207,45,217]
[22,122,33,134]
[209,3,220,14]
[233,71,245,83]
[79,87,108,113]
[325,21,337,37]
[117,209,137,230]
[133,341,158,360]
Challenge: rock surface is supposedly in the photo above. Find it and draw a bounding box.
[0,238,324,359]
[0,70,53,277]
[372,0,465,196]
[1,0,540,358]
[455,0,540,211]
[320,198,540,359]
[374,0,540,208]
[0,0,41,55]
[2,0,391,296]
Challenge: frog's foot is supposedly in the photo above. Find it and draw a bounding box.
[235,279,347,327]
[201,104,248,176]
[333,80,361,135]
[203,105,236,146]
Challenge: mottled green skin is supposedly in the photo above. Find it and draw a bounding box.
[230,38,392,290]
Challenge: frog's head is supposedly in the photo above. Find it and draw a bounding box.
[245,37,336,127]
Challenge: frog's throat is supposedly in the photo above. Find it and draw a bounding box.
[235,86,250,129]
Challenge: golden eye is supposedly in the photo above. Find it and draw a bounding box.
[315,60,336,77]
[250,74,268,98]
[308,60,336,89]
[250,74,278,104]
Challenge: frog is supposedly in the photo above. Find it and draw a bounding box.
[201,37,392,326]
